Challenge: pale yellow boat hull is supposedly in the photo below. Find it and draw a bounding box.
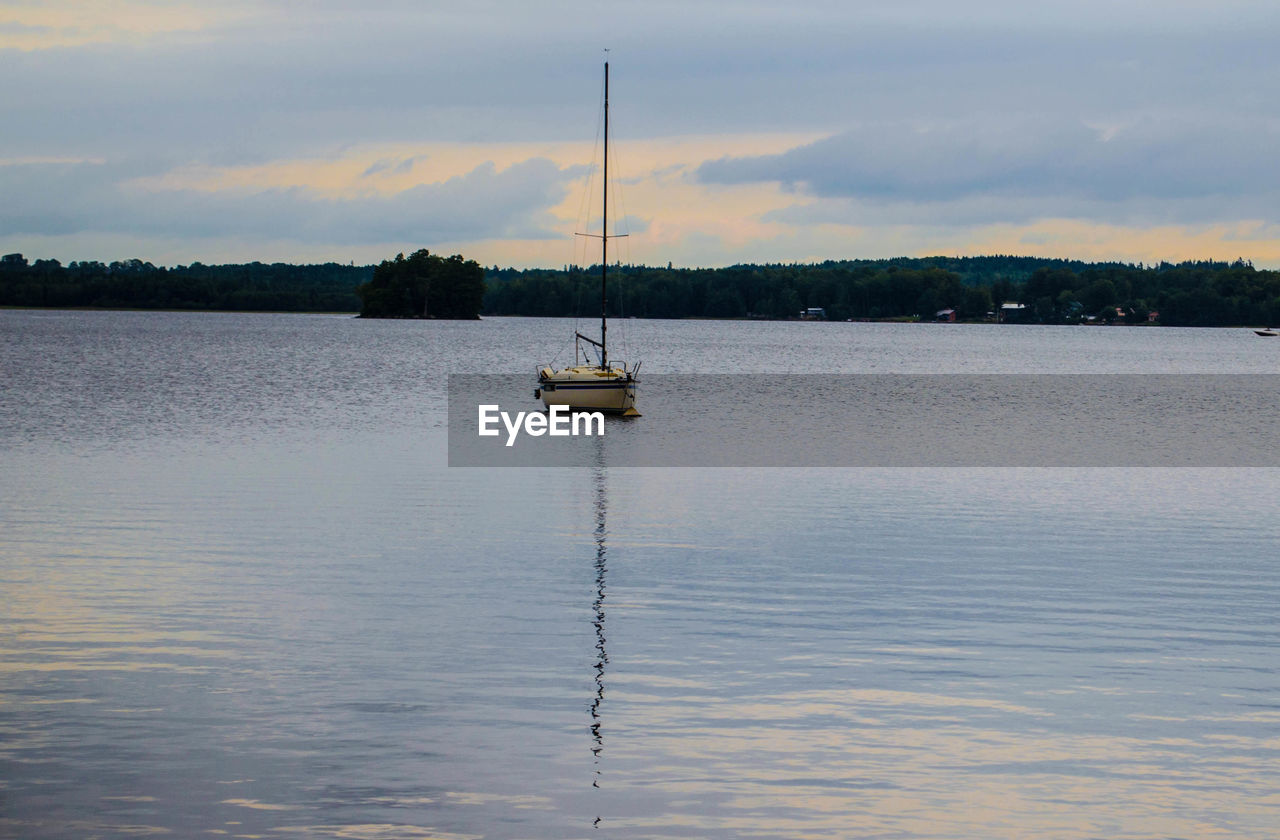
[536,365,639,415]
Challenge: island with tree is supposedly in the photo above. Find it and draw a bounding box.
[354,249,485,319]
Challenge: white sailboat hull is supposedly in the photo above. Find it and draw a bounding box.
[537,366,638,414]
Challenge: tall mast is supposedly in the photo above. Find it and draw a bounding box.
[601,60,609,368]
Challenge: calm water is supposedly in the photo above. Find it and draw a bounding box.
[3,311,1279,839]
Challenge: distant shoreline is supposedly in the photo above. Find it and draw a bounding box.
[5,253,1278,327]
[7,305,1277,330]
[0,305,360,316]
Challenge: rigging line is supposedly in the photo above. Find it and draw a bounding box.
[603,87,631,353]
[605,163,622,338]
[573,67,607,329]
[607,114,630,241]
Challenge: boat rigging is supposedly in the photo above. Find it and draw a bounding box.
[535,60,641,416]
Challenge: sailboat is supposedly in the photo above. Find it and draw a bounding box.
[535,60,640,416]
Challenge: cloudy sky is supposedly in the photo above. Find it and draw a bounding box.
[3,0,1280,268]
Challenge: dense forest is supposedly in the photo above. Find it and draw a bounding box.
[484,255,1280,327]
[0,253,367,312]
[5,251,1280,327]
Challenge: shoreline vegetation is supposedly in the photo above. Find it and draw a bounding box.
[3,251,1279,327]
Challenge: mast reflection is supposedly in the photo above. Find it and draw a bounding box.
[590,440,608,826]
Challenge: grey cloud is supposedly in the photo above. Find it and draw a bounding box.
[391,156,421,175]
[362,159,395,177]
[361,156,423,178]
[701,117,1280,225]
[0,22,51,36]
[0,157,577,244]
[4,2,1280,160]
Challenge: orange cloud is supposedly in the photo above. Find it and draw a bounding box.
[0,1,245,50]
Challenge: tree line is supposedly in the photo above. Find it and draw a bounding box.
[483,255,1280,327]
[6,251,1280,327]
[0,249,487,319]
[0,254,367,312]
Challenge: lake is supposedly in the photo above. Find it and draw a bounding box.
[2,310,1278,839]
